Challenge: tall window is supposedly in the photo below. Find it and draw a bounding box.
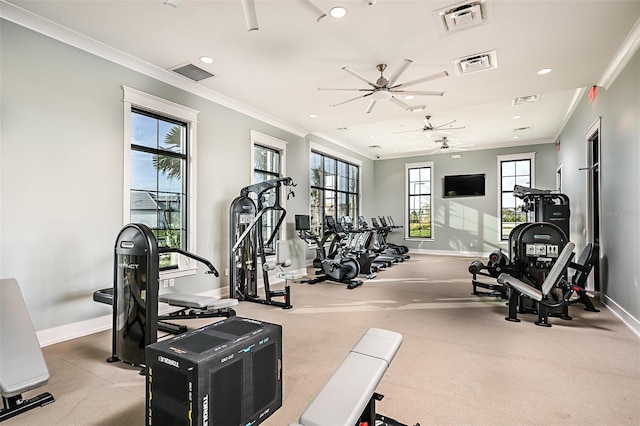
[124,87,198,276]
[254,144,281,253]
[498,153,535,240]
[310,150,359,236]
[406,162,433,239]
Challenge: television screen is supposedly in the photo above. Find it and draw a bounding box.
[443,174,485,197]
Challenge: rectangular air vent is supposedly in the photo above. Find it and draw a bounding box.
[433,0,490,36]
[171,63,214,82]
[512,95,539,105]
[453,50,497,75]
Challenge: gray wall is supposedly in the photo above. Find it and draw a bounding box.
[374,143,557,254]
[556,49,640,322]
[0,21,374,332]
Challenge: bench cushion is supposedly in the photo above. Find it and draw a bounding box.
[1,278,50,397]
[159,293,238,310]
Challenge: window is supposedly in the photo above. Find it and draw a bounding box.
[123,87,199,277]
[251,131,287,252]
[405,162,433,239]
[498,153,535,240]
[309,148,360,236]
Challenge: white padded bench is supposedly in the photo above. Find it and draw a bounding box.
[158,293,239,311]
[1,278,54,421]
[292,328,403,426]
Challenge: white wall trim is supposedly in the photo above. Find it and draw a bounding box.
[0,0,308,140]
[598,16,640,89]
[602,294,640,339]
[36,287,229,347]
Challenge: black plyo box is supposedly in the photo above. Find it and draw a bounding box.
[145,316,282,426]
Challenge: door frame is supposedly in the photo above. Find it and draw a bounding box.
[585,117,602,291]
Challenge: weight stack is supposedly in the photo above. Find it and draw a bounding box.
[145,316,282,426]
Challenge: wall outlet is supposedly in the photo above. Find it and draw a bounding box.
[169,278,175,287]
[162,279,169,288]
[224,268,229,276]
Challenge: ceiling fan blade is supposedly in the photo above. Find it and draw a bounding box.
[387,59,413,87]
[394,70,449,89]
[330,93,370,107]
[365,99,377,114]
[390,90,444,97]
[394,129,420,134]
[298,0,327,21]
[388,96,411,110]
[241,0,259,31]
[342,67,378,88]
[432,119,456,129]
[318,88,373,92]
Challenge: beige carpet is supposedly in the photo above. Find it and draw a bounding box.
[4,253,639,425]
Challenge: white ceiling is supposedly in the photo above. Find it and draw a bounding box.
[4,0,640,159]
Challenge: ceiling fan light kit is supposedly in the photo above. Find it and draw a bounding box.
[320,59,448,113]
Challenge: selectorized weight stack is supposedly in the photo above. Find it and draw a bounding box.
[229,177,296,308]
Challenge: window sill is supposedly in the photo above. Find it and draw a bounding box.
[160,266,198,280]
[405,237,434,242]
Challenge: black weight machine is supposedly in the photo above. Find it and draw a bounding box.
[295,214,363,289]
[93,223,235,368]
[229,177,296,309]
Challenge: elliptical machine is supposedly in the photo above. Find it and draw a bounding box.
[295,215,363,289]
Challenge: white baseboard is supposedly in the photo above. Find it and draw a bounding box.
[409,248,488,258]
[36,286,229,347]
[601,294,640,339]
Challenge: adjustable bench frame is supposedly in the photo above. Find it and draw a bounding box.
[292,328,417,426]
[1,278,55,422]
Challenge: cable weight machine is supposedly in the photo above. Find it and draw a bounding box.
[229,177,296,309]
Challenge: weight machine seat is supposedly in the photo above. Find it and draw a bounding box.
[1,278,54,421]
[158,293,238,310]
[292,328,403,426]
[497,242,575,302]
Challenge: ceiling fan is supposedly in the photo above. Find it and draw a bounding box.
[319,59,448,113]
[395,115,465,137]
[430,137,473,154]
[241,0,327,31]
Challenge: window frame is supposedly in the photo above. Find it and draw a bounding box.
[404,161,434,241]
[250,131,288,243]
[123,86,199,279]
[308,142,362,236]
[496,152,536,241]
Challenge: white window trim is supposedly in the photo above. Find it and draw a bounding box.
[404,161,434,241]
[496,152,536,243]
[250,131,288,241]
[123,86,200,278]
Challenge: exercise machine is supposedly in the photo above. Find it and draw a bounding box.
[325,215,378,279]
[513,185,570,238]
[1,278,55,422]
[290,328,419,426]
[498,242,598,327]
[295,214,363,289]
[94,223,235,367]
[229,177,296,308]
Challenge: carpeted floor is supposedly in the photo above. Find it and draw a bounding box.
[5,253,639,425]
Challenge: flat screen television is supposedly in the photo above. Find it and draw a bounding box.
[443,173,486,198]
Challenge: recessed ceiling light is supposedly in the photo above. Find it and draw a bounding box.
[404,95,415,100]
[513,136,519,139]
[309,114,318,118]
[537,68,552,75]
[330,6,347,18]
[512,115,521,119]
[199,56,214,64]
[410,106,426,112]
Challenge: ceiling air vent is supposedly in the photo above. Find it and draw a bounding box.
[512,95,539,106]
[453,51,497,75]
[171,63,215,82]
[433,0,491,36]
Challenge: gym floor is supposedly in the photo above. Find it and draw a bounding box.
[6,253,639,425]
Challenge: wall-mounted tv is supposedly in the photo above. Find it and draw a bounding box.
[443,173,486,198]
